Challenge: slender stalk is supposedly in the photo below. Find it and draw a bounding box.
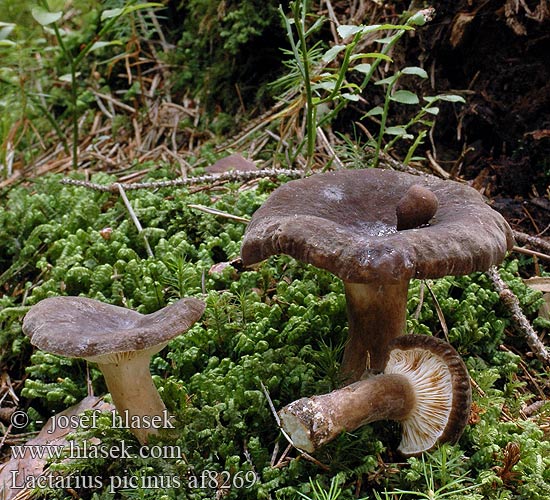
[320,31,362,104]
[293,0,316,169]
[279,373,415,452]
[373,80,395,168]
[318,26,410,129]
[50,20,79,169]
[341,280,409,380]
[99,354,168,445]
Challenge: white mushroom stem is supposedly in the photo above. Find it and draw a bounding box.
[96,351,168,445]
[278,374,415,453]
[342,280,409,379]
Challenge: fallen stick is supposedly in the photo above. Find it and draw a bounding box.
[486,266,550,366]
[512,230,550,255]
[60,168,302,192]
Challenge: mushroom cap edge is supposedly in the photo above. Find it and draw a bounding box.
[22,296,206,359]
[241,169,514,284]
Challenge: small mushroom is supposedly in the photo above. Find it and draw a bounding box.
[241,169,514,380]
[396,184,439,230]
[22,296,205,445]
[278,335,471,456]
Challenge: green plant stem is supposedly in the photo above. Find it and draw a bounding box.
[374,80,394,167]
[42,0,127,169]
[50,20,79,169]
[402,130,426,165]
[384,103,431,153]
[318,27,409,130]
[292,0,316,169]
[321,32,361,104]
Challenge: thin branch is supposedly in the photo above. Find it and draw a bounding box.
[116,183,154,258]
[188,204,250,223]
[512,245,550,261]
[60,168,303,192]
[486,266,550,366]
[513,230,550,255]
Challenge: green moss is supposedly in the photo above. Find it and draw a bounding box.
[0,169,548,499]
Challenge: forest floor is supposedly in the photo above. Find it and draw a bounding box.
[0,1,549,499]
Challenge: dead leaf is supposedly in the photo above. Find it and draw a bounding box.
[0,396,114,500]
[523,277,550,320]
[523,277,550,292]
[450,11,476,48]
[205,153,257,174]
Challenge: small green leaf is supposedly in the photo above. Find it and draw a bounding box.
[385,126,412,138]
[408,10,431,26]
[390,90,419,105]
[425,107,440,115]
[360,24,382,34]
[375,75,398,86]
[337,25,363,38]
[101,3,162,21]
[0,40,16,47]
[31,6,62,26]
[312,81,336,92]
[322,44,346,63]
[101,8,123,19]
[59,72,81,83]
[89,40,123,52]
[0,23,15,40]
[376,23,414,31]
[364,106,383,117]
[341,93,360,102]
[350,52,392,62]
[437,94,466,103]
[305,17,325,37]
[362,52,392,61]
[375,35,398,44]
[353,63,372,74]
[402,66,428,78]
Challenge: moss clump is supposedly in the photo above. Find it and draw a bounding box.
[168,0,289,114]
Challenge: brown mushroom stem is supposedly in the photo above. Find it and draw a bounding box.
[98,353,167,445]
[278,374,415,453]
[342,280,409,379]
[280,335,472,456]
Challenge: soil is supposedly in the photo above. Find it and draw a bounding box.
[399,0,550,233]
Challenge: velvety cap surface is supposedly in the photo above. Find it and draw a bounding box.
[23,296,205,358]
[241,169,514,283]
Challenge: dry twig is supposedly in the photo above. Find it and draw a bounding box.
[60,168,302,192]
[513,230,550,255]
[486,266,550,366]
[115,183,154,258]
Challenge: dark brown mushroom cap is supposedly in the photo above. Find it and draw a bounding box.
[22,296,205,359]
[241,169,514,284]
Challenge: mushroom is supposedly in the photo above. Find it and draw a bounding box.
[22,296,205,445]
[278,335,472,456]
[241,169,514,380]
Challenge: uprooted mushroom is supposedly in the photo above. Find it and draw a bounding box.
[278,335,472,456]
[241,169,514,380]
[23,296,205,445]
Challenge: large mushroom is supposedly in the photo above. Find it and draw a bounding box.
[278,335,472,456]
[241,169,514,380]
[22,296,205,445]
